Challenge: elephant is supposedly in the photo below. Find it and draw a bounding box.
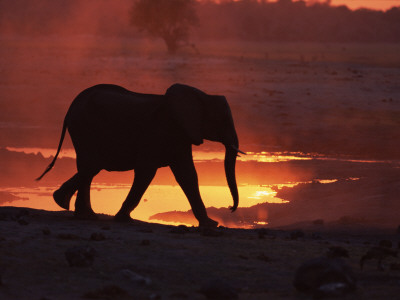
[37,83,243,227]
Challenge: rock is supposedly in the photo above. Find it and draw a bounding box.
[65,246,96,267]
[120,269,151,286]
[293,257,356,297]
[360,246,398,270]
[83,285,129,299]
[90,232,106,241]
[200,279,239,299]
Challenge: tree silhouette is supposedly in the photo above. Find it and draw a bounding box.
[130,0,199,54]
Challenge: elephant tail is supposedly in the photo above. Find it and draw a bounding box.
[36,120,67,181]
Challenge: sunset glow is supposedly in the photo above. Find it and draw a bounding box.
[329,0,400,10]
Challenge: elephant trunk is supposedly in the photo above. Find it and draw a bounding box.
[224,144,239,212]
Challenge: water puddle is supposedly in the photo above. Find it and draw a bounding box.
[1,178,350,227]
[1,146,390,228]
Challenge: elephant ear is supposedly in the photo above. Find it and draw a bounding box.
[166,83,205,146]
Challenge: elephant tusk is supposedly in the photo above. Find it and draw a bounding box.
[231,145,246,155]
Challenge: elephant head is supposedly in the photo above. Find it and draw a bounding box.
[165,84,242,212]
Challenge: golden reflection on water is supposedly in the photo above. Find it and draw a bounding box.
[1,183,295,226]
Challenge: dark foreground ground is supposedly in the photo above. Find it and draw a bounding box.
[0,207,399,299]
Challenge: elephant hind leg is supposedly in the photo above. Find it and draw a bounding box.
[114,168,157,222]
[53,173,79,210]
[74,170,99,220]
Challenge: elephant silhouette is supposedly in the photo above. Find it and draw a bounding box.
[37,83,243,227]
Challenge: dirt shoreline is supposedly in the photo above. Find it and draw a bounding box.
[0,206,399,299]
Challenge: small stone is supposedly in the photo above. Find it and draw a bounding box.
[120,269,152,286]
[90,232,106,241]
[360,246,398,270]
[65,245,96,267]
[293,257,356,297]
[200,279,239,299]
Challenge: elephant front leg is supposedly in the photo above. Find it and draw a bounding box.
[114,168,157,222]
[170,158,218,228]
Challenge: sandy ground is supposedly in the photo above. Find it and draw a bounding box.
[0,206,399,300]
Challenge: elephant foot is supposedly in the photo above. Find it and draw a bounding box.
[199,217,218,228]
[114,212,133,223]
[74,210,98,220]
[53,189,72,210]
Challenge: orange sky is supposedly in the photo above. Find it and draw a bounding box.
[329,0,400,10]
